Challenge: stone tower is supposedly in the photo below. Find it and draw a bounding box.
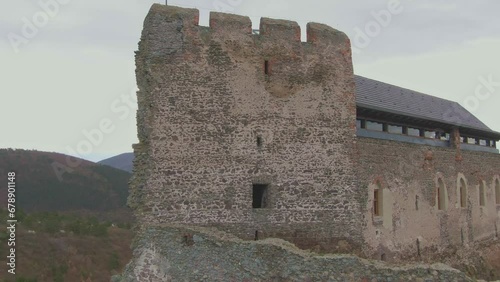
[130,4,363,251]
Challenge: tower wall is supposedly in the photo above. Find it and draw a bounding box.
[130,4,362,251]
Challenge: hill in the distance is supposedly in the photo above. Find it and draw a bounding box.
[99,152,134,173]
[0,149,132,222]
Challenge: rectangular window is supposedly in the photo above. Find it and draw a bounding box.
[252,184,269,208]
[407,127,420,137]
[388,125,403,134]
[366,121,383,131]
[441,133,450,141]
[462,136,476,144]
[424,131,435,138]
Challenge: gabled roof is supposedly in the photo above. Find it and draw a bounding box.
[355,75,500,139]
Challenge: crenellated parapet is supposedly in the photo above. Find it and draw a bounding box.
[140,4,351,59]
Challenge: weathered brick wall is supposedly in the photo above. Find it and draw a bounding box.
[131,4,362,251]
[357,136,500,261]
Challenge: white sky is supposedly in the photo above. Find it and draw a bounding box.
[1,0,499,162]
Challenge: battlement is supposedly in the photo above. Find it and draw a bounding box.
[146,4,350,48]
[210,12,252,35]
[260,17,301,42]
[149,4,199,27]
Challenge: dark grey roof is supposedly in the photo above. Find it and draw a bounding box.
[355,75,493,132]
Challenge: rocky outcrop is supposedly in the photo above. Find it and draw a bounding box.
[115,225,473,282]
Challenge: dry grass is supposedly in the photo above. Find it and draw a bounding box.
[0,226,134,282]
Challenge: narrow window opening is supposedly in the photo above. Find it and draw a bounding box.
[479,182,486,207]
[254,230,259,241]
[415,195,419,211]
[495,179,500,205]
[460,179,467,208]
[437,185,442,210]
[416,239,421,257]
[264,60,269,75]
[257,136,263,148]
[373,183,383,217]
[437,178,447,210]
[381,253,386,261]
[252,184,269,208]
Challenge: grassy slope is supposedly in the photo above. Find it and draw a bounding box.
[0,223,133,281]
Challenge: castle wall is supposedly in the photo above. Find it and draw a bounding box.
[130,4,363,251]
[357,136,500,261]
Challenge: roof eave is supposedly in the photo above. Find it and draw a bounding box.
[356,104,500,140]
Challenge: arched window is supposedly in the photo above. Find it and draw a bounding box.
[374,182,383,216]
[436,177,447,210]
[458,177,467,208]
[495,178,500,205]
[479,181,486,207]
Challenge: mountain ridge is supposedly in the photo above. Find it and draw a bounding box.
[98,152,134,173]
[0,148,132,221]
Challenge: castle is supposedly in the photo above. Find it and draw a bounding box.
[129,4,500,264]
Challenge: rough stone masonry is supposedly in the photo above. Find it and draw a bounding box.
[123,3,500,281]
[129,4,363,252]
